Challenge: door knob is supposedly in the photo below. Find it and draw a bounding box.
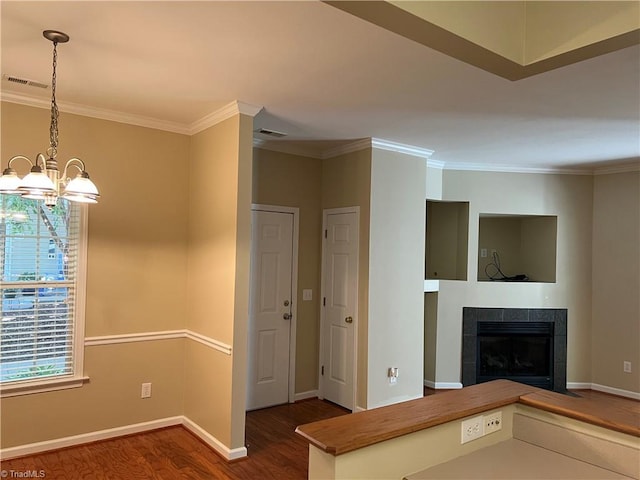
[345,316,353,324]
[283,313,292,320]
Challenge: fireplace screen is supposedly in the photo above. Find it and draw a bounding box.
[477,322,553,389]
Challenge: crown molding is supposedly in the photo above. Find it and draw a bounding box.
[426,159,446,169]
[321,138,372,159]
[189,100,263,135]
[371,138,434,159]
[253,137,437,161]
[253,138,325,159]
[0,92,191,135]
[592,161,640,175]
[253,137,374,159]
[4,92,633,175]
[1,93,263,136]
[441,161,593,175]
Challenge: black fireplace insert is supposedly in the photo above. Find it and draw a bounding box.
[477,321,553,390]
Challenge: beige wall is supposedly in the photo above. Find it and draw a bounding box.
[392,0,639,65]
[185,114,253,450]
[524,1,640,63]
[423,292,438,384]
[252,148,323,394]
[592,172,640,393]
[322,149,372,409]
[393,0,526,63]
[437,170,594,386]
[0,102,189,447]
[520,216,557,283]
[426,201,469,281]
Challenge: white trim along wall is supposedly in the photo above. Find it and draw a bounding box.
[85,330,232,355]
[1,330,241,461]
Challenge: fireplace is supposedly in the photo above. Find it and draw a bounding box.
[462,308,567,392]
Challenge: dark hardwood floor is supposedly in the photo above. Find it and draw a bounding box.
[0,399,349,480]
[1,390,637,479]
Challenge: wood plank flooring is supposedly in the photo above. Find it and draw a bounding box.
[0,399,349,480]
[1,389,637,479]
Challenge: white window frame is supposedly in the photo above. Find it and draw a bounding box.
[0,203,89,398]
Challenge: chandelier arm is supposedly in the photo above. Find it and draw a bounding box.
[7,155,35,170]
[62,158,87,179]
[35,153,48,169]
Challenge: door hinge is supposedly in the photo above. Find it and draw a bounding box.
[321,365,324,376]
[323,297,326,306]
[324,229,327,239]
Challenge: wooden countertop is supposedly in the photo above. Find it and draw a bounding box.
[295,380,537,456]
[519,389,640,437]
[295,380,640,456]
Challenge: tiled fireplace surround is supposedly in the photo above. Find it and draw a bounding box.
[462,307,568,392]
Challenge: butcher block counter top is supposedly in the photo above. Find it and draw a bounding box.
[295,380,639,457]
[295,380,535,456]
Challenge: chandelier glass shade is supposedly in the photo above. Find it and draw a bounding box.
[0,30,100,206]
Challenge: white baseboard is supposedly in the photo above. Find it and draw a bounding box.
[294,390,318,402]
[591,383,640,400]
[0,416,183,460]
[182,417,247,460]
[566,382,592,390]
[424,380,463,390]
[566,382,640,400]
[354,406,367,413]
[0,415,247,462]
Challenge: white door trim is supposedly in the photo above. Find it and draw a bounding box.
[319,206,360,411]
[251,204,299,404]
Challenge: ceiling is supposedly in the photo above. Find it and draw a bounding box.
[1,1,639,173]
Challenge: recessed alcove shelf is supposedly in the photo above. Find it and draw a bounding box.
[478,214,557,283]
[425,200,469,281]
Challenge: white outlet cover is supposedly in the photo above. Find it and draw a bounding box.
[141,382,152,399]
[461,415,484,444]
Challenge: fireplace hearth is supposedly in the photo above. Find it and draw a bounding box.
[462,308,567,392]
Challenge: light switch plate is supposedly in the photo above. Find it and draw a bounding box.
[303,289,312,301]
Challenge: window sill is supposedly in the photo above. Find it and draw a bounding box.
[0,375,90,398]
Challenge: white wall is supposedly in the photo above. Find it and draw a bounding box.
[434,170,593,386]
[367,149,426,408]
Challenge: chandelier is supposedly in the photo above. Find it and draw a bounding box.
[0,30,99,206]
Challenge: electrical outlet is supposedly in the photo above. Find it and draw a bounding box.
[388,367,399,385]
[480,248,487,258]
[461,415,484,444]
[484,411,502,435]
[624,361,632,373]
[141,382,152,399]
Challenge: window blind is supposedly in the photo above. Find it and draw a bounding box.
[0,195,81,383]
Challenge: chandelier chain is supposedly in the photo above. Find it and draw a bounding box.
[49,41,59,158]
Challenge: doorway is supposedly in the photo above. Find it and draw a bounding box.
[320,207,359,411]
[247,205,299,410]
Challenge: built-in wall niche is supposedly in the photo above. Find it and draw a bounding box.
[425,200,469,281]
[478,214,557,283]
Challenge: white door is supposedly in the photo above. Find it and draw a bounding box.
[247,210,294,411]
[321,209,358,411]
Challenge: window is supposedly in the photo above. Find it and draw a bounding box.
[0,195,87,396]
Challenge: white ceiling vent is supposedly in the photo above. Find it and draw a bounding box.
[256,128,287,138]
[2,74,49,89]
